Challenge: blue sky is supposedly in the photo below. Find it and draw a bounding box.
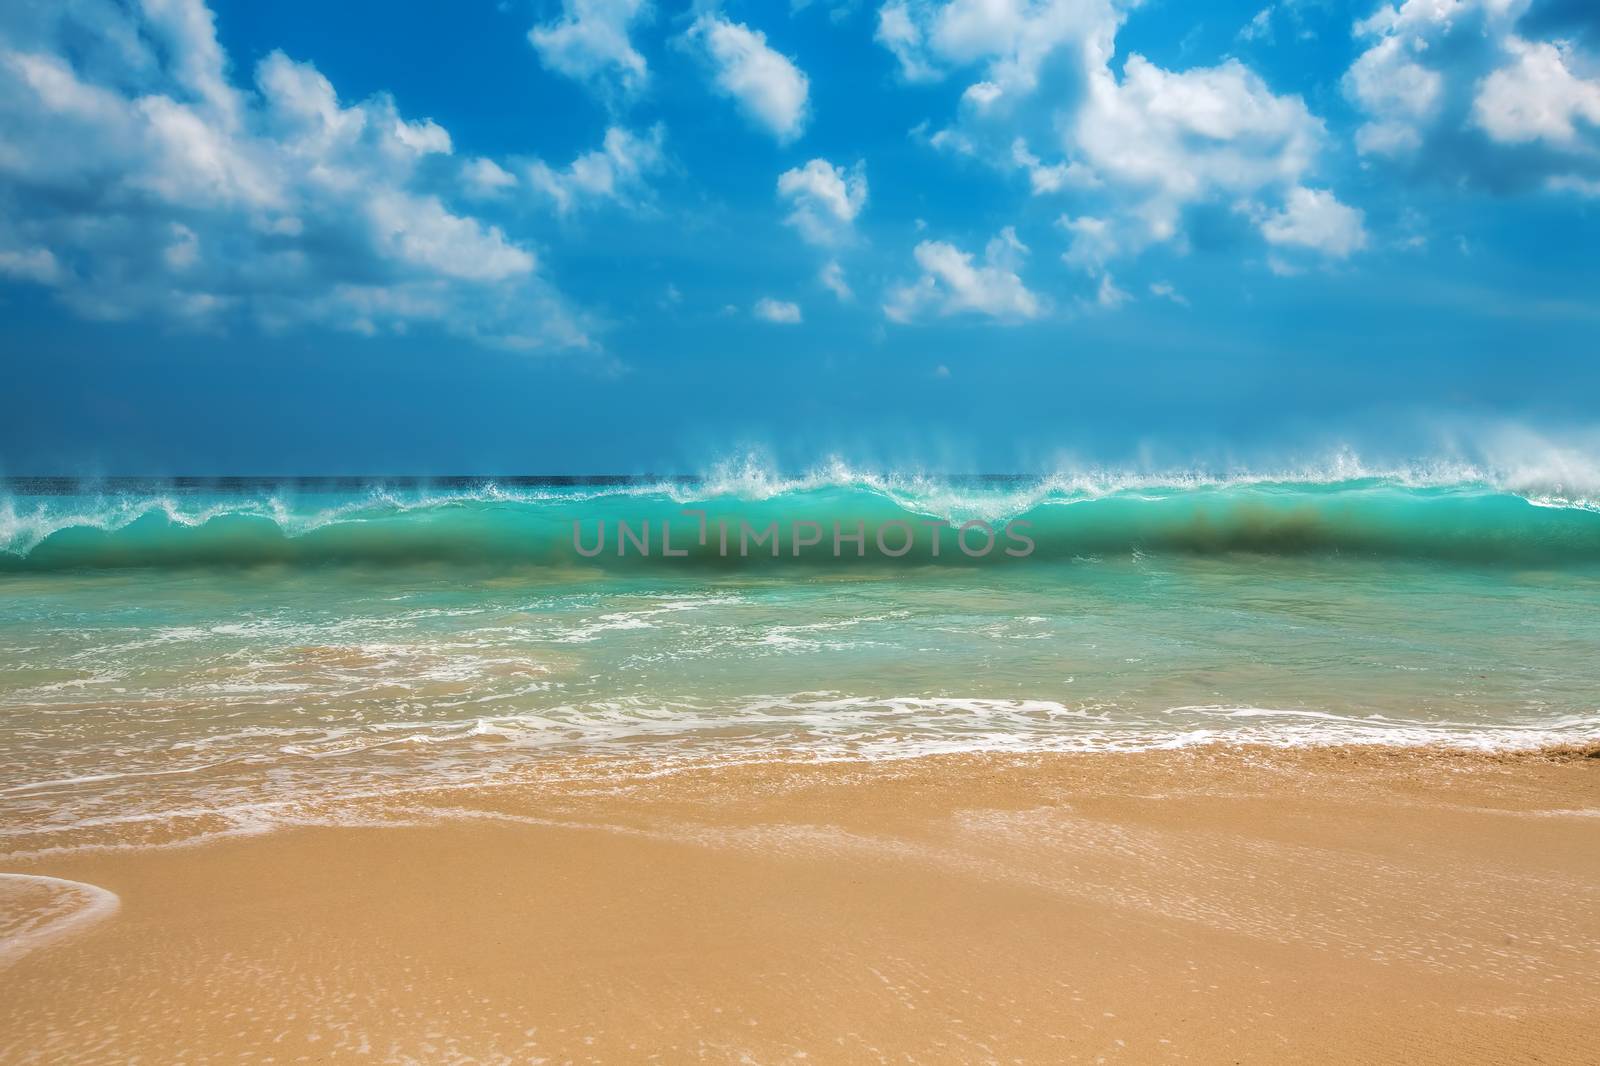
[1,0,1597,473]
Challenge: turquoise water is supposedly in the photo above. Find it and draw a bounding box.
[3,469,1599,854]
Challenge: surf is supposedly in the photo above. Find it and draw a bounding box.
[4,468,1600,571]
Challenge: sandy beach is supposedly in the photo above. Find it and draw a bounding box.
[8,0,1600,1059]
[1,746,1596,1064]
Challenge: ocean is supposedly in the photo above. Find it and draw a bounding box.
[3,464,1599,855]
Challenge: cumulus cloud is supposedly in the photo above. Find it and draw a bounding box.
[1474,38,1600,145]
[1256,186,1368,258]
[1010,138,1098,194]
[754,296,803,323]
[1066,52,1336,266]
[1343,30,1443,155]
[1077,57,1321,216]
[526,124,666,214]
[884,227,1042,322]
[777,158,867,244]
[364,188,534,281]
[529,0,652,99]
[874,1,943,83]
[875,0,1355,273]
[0,245,62,284]
[462,156,517,197]
[1344,0,1600,193]
[0,0,589,351]
[683,15,810,141]
[875,0,1115,97]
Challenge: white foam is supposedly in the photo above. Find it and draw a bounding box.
[8,433,1600,558]
[0,873,120,968]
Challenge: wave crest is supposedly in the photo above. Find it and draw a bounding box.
[5,454,1600,570]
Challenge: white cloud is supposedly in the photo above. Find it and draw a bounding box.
[876,0,1117,98]
[133,81,281,209]
[1474,38,1600,146]
[683,15,810,142]
[529,0,651,98]
[875,1,942,82]
[0,2,589,350]
[366,189,535,281]
[140,0,242,123]
[1256,186,1368,258]
[1058,214,1119,270]
[777,158,867,245]
[1343,0,1600,191]
[1343,33,1441,155]
[0,244,61,284]
[885,226,1042,322]
[1238,6,1274,43]
[819,259,852,300]
[526,124,666,213]
[874,0,1350,270]
[1010,138,1097,194]
[462,156,517,197]
[754,296,803,323]
[391,116,451,156]
[1074,56,1323,241]
[1094,272,1129,309]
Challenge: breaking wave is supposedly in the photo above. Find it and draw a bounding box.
[4,459,1600,570]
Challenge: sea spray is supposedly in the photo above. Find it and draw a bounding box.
[3,469,1600,570]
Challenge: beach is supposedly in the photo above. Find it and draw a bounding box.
[7,0,1600,1054]
[3,476,1600,1061]
[3,745,1597,1064]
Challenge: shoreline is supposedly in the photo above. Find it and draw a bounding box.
[3,739,1597,862]
[2,745,1597,1062]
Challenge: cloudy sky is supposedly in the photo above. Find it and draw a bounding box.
[2,0,1598,472]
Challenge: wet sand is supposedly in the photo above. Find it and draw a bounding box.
[2,746,1598,1063]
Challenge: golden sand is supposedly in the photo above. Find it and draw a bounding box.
[1,747,1597,1063]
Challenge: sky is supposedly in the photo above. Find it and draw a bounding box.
[1,0,1598,474]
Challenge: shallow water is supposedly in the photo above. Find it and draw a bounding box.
[2,473,1598,853]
